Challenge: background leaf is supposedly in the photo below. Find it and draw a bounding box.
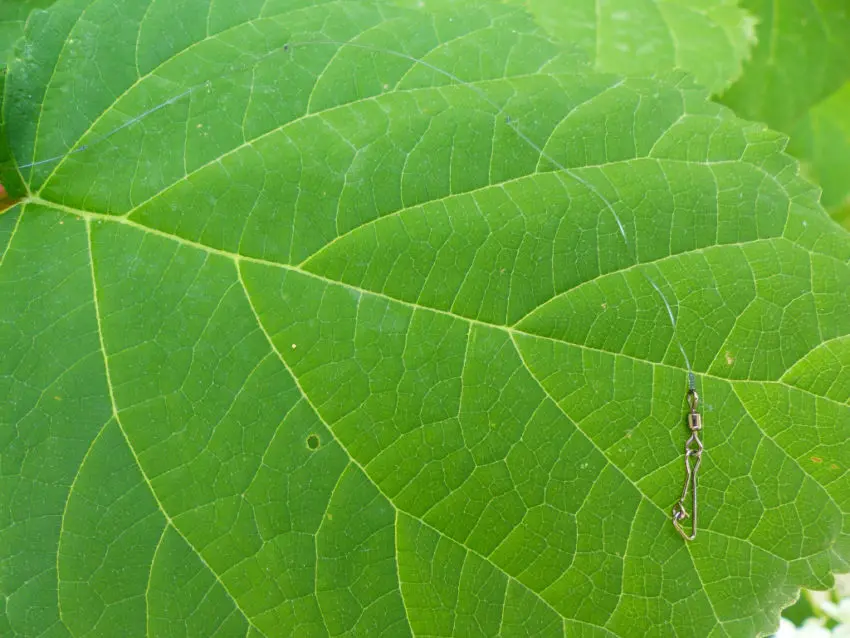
[504,0,757,93]
[718,0,850,231]
[0,0,55,64]
[0,69,24,199]
[719,0,850,132]
[0,1,55,198]
[787,83,850,230]
[1,1,849,637]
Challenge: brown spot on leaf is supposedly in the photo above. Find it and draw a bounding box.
[0,184,19,213]
[811,457,823,464]
[725,352,734,365]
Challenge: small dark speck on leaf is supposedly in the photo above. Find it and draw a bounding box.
[307,434,320,450]
[283,44,289,51]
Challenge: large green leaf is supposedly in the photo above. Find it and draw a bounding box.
[2,1,850,636]
[504,0,757,94]
[719,0,850,132]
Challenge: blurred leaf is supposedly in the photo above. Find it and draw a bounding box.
[788,83,850,230]
[782,591,818,627]
[0,0,55,65]
[506,0,757,93]
[719,0,850,131]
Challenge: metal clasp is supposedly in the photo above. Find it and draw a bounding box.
[673,389,703,541]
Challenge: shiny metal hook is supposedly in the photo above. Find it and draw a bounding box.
[672,389,703,541]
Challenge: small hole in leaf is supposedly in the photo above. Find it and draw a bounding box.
[307,434,320,450]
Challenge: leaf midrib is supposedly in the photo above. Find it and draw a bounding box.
[27,195,841,391]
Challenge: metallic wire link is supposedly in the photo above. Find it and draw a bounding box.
[672,389,703,541]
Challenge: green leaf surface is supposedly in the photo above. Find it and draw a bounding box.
[504,0,757,93]
[2,1,850,637]
[719,0,850,131]
[787,82,850,230]
[0,0,55,64]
